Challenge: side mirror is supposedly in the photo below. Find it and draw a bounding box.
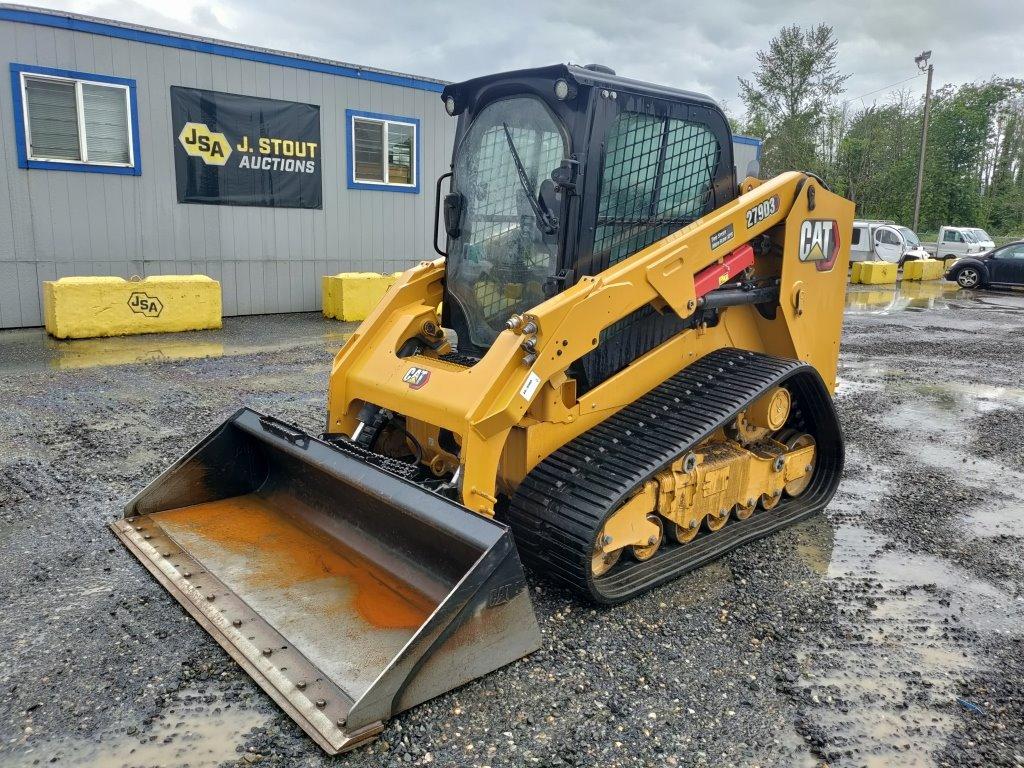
[443,192,464,239]
[745,159,761,179]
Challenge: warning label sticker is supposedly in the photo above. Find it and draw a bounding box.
[520,372,541,400]
[710,223,735,250]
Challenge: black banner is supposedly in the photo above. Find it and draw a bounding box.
[171,86,322,208]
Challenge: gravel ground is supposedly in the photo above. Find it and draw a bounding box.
[1,280,1023,768]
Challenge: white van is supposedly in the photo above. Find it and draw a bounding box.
[850,220,931,264]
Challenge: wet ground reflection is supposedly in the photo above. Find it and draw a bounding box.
[8,689,267,767]
[845,280,1024,316]
[0,314,355,373]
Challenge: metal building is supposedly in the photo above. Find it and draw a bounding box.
[732,134,762,180]
[0,4,455,328]
[0,5,762,331]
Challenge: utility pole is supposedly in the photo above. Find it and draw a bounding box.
[912,50,933,232]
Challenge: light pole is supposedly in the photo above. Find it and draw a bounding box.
[912,50,933,232]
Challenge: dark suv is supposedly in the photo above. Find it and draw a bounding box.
[945,241,1024,289]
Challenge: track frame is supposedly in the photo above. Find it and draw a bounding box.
[506,348,843,603]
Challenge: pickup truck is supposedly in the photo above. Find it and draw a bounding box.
[931,226,990,264]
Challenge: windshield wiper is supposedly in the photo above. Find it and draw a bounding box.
[501,122,558,235]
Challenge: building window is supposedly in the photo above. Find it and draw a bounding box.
[10,64,141,175]
[346,109,419,192]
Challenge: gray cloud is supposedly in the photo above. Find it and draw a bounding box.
[29,0,1024,115]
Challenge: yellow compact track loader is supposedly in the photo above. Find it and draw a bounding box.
[112,64,853,753]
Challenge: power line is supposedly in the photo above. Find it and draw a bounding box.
[843,72,924,105]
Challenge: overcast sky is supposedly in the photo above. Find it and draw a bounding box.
[25,0,1024,117]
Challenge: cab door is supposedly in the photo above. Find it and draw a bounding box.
[988,243,1024,284]
[940,228,965,258]
[873,226,904,263]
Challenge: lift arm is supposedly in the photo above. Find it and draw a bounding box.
[327,171,852,513]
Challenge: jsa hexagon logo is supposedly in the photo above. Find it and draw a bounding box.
[128,291,164,318]
[178,122,232,166]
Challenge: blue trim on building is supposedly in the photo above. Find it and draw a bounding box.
[0,7,445,94]
[345,109,421,194]
[733,133,763,161]
[10,62,142,175]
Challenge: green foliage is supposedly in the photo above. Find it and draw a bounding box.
[738,24,849,177]
[918,81,1007,230]
[740,27,1024,235]
[831,94,919,223]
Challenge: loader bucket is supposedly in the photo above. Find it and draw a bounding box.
[110,408,541,754]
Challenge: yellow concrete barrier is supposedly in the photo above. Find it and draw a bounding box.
[322,272,398,321]
[852,261,898,285]
[850,262,864,283]
[43,275,222,339]
[902,258,944,281]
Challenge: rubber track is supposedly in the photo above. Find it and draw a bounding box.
[505,348,844,603]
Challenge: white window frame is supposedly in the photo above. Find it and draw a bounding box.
[20,71,135,168]
[350,115,417,188]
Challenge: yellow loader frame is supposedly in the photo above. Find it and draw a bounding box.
[328,172,853,517]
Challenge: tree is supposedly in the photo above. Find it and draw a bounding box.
[919,81,1006,230]
[833,91,919,223]
[739,24,850,177]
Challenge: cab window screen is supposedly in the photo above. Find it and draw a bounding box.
[578,111,720,391]
[594,113,720,268]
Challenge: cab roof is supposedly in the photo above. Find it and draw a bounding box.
[441,63,722,113]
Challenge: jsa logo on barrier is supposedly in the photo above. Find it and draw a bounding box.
[403,366,431,390]
[178,122,232,166]
[798,219,840,272]
[127,292,164,318]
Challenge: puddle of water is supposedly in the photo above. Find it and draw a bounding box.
[791,519,1019,767]
[907,382,1024,413]
[844,282,965,315]
[8,689,267,767]
[881,399,1024,488]
[844,281,1024,320]
[49,338,226,370]
[791,424,1024,767]
[834,374,885,397]
[829,525,1020,634]
[964,498,1024,538]
[845,285,902,313]
[0,323,355,374]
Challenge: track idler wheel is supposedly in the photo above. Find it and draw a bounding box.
[781,432,816,497]
[666,519,700,544]
[591,543,621,577]
[630,513,664,561]
[705,507,730,531]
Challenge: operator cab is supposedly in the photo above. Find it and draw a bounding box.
[438,64,737,391]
